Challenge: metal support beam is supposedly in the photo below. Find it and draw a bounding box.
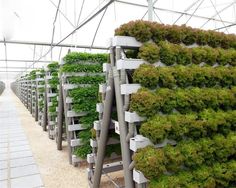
[0,67,36,69]
[200,1,236,28]
[48,0,75,28]
[173,0,201,24]
[0,59,53,63]
[0,40,108,50]
[214,23,236,30]
[0,70,33,73]
[116,0,234,24]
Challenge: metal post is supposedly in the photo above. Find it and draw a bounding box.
[42,82,48,131]
[113,67,134,188]
[92,70,115,188]
[61,75,72,164]
[148,0,153,21]
[35,81,39,121]
[57,71,64,150]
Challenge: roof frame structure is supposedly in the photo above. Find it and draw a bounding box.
[1,0,236,79]
[116,0,235,24]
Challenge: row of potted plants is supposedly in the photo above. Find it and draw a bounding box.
[137,41,236,66]
[133,64,236,89]
[140,109,236,144]
[149,160,236,188]
[130,87,236,117]
[63,52,108,64]
[115,20,236,49]
[60,63,103,73]
[67,75,105,85]
[133,132,236,179]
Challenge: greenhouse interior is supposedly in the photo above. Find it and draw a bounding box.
[0,0,236,187]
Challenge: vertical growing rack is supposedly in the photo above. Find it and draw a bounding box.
[31,79,37,119]
[45,62,60,139]
[23,76,29,109]
[93,20,236,187]
[91,36,143,188]
[87,61,123,187]
[36,70,46,128]
[58,52,109,166]
[27,78,33,114]
[60,66,87,165]
[28,71,37,118]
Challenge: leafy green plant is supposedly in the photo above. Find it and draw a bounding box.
[203,46,219,65]
[134,134,236,179]
[74,145,92,159]
[133,146,167,179]
[115,20,152,42]
[138,42,160,63]
[192,47,207,64]
[181,25,197,45]
[133,64,159,89]
[105,144,121,157]
[150,22,167,43]
[165,25,183,44]
[47,61,59,72]
[29,70,37,80]
[67,75,105,84]
[149,161,236,188]
[176,45,192,65]
[60,63,103,73]
[136,40,236,66]
[140,110,236,143]
[63,52,108,64]
[115,20,236,49]
[62,52,109,159]
[133,64,236,89]
[130,87,236,117]
[159,41,178,65]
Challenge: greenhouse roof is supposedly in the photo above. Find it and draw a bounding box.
[0,0,236,80]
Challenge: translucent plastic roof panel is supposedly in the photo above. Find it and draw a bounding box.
[0,0,236,80]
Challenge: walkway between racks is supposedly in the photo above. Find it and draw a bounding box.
[0,88,44,188]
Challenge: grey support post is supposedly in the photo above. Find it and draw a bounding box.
[42,82,48,131]
[92,70,115,188]
[57,70,64,150]
[113,46,134,188]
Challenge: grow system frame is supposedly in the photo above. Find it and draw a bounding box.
[92,32,236,187]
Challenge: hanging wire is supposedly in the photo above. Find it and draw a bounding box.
[173,0,201,24]
[4,38,8,80]
[58,10,63,60]
[141,0,159,20]
[185,0,205,25]
[153,9,163,23]
[74,0,76,26]
[214,22,236,30]
[90,6,108,49]
[114,0,117,21]
[210,0,229,33]
[48,0,75,28]
[25,0,113,71]
[200,1,236,29]
[50,0,62,63]
[32,45,36,69]
[76,0,86,26]
[75,0,86,51]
